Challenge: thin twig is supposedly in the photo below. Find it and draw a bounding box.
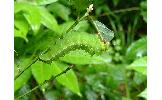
[65,4,93,34]
[99,7,140,17]
[113,7,140,13]
[66,18,80,33]
[124,70,131,99]
[65,15,88,34]
[15,65,74,100]
[14,57,39,80]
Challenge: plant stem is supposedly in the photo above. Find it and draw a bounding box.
[124,70,131,99]
[65,14,88,34]
[66,18,80,33]
[99,7,140,17]
[15,65,74,100]
[113,7,140,13]
[14,57,39,80]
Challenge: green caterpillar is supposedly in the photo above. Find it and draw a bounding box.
[39,31,107,63]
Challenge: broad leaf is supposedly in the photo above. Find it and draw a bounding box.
[59,50,92,65]
[70,0,93,13]
[93,64,126,90]
[60,50,109,65]
[38,7,60,34]
[126,37,147,61]
[51,61,81,96]
[59,20,89,34]
[25,30,59,53]
[127,56,147,75]
[47,2,71,21]
[138,88,147,99]
[31,61,53,84]
[14,16,29,42]
[14,2,41,34]
[14,57,33,77]
[74,20,90,32]
[36,0,58,5]
[14,68,31,92]
[93,20,114,42]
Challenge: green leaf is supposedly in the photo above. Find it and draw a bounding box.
[51,61,81,96]
[36,0,58,5]
[25,30,59,53]
[47,2,70,21]
[126,37,147,61]
[15,2,59,34]
[74,20,90,32]
[38,7,60,34]
[60,50,109,65]
[59,21,74,34]
[14,16,29,42]
[140,1,147,22]
[93,20,114,42]
[59,50,92,65]
[70,0,92,13]
[127,56,147,75]
[138,88,147,99]
[14,68,31,92]
[112,0,119,6]
[14,57,38,79]
[31,61,53,84]
[93,64,126,89]
[14,2,41,34]
[59,20,89,34]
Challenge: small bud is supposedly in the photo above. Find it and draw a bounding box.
[88,4,93,11]
[85,4,93,16]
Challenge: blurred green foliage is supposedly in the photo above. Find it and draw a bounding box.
[14,0,147,100]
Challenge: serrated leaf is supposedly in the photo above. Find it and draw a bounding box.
[126,37,147,61]
[14,16,29,42]
[127,56,147,75]
[93,20,114,42]
[38,7,60,35]
[36,0,58,5]
[51,61,81,96]
[14,68,31,92]
[47,2,70,21]
[14,2,41,34]
[31,61,53,84]
[138,88,147,99]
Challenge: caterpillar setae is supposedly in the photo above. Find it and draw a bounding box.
[38,31,107,63]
